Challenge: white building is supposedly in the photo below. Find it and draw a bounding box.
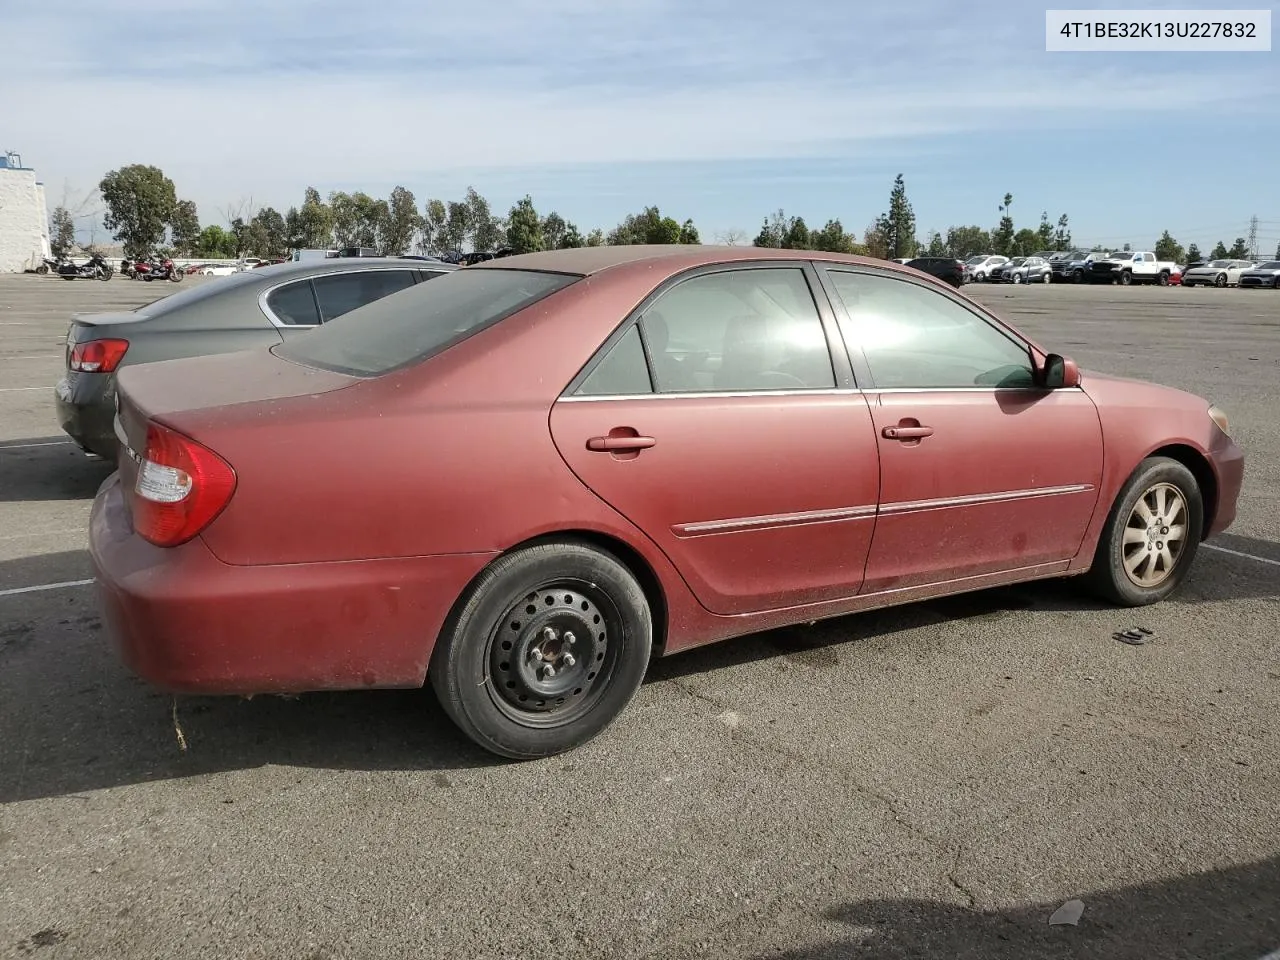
[0,151,51,273]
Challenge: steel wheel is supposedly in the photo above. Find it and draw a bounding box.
[485,584,618,728]
[1120,482,1188,588]
[430,541,652,759]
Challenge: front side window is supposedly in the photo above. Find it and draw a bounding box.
[826,270,1035,389]
[635,267,835,393]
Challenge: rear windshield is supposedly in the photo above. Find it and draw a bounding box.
[275,267,580,377]
[136,270,259,315]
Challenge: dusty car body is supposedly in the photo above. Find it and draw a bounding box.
[89,245,1244,759]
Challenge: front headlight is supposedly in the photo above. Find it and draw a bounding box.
[1208,404,1230,436]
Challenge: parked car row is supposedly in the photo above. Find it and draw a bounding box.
[918,249,1280,290]
[46,246,1245,760]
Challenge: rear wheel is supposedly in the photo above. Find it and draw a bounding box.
[429,541,653,759]
[1085,457,1203,606]
[1158,271,1169,286]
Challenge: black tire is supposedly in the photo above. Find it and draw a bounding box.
[1157,271,1169,286]
[1119,270,1132,286]
[429,541,653,759]
[1085,456,1204,606]
[1072,269,1084,283]
[1214,273,1227,288]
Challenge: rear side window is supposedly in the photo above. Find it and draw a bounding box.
[275,268,580,377]
[265,279,320,326]
[312,270,418,323]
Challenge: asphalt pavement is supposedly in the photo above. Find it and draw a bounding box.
[1,272,1277,960]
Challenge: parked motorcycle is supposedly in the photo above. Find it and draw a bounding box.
[56,252,114,281]
[137,257,184,282]
[129,257,182,282]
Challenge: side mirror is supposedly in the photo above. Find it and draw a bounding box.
[1040,353,1081,388]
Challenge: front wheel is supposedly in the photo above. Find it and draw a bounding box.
[1085,457,1204,606]
[169,270,183,282]
[1214,273,1227,287]
[1119,270,1132,286]
[429,541,653,759]
[1042,271,1052,284]
[1012,273,1023,284]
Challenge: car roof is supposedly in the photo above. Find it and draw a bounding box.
[246,257,456,280]
[467,244,900,277]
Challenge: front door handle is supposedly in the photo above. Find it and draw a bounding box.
[882,425,934,440]
[587,435,656,452]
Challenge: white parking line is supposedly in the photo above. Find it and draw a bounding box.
[0,386,49,392]
[1,354,62,360]
[0,440,72,449]
[1203,543,1280,567]
[0,579,95,598]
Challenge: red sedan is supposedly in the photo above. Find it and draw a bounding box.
[90,246,1244,758]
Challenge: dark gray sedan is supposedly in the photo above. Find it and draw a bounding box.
[1238,260,1280,289]
[55,257,455,458]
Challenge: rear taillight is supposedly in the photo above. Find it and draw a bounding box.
[69,339,129,373]
[132,421,236,547]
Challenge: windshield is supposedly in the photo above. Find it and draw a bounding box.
[135,270,259,315]
[965,256,987,265]
[1206,260,1230,267]
[1009,258,1026,266]
[275,267,580,377]
[1256,261,1280,270]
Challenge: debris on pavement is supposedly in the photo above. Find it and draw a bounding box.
[1113,627,1155,645]
[1048,899,1085,925]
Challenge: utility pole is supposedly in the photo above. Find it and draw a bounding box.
[1247,215,1258,259]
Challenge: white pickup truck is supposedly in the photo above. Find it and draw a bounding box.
[1086,250,1178,286]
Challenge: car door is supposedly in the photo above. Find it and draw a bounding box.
[816,265,1104,593]
[549,262,881,616]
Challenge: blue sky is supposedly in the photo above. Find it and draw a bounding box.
[2,0,1276,253]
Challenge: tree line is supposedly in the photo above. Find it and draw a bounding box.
[65,164,699,262]
[52,163,1275,265]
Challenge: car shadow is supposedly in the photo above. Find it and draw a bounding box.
[750,854,1280,959]
[2,533,1274,804]
[0,436,114,503]
[649,535,1279,685]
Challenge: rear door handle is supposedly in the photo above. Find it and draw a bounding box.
[882,425,934,440]
[587,435,656,452]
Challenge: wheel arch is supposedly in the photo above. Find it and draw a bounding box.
[1147,443,1218,539]
[430,529,672,674]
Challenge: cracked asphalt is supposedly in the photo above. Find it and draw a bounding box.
[1,273,1278,959]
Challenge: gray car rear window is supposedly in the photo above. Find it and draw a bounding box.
[274,268,581,377]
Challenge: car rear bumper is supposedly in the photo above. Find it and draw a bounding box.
[89,473,495,695]
[1207,432,1245,538]
[55,372,119,459]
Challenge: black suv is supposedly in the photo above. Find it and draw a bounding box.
[904,257,968,288]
